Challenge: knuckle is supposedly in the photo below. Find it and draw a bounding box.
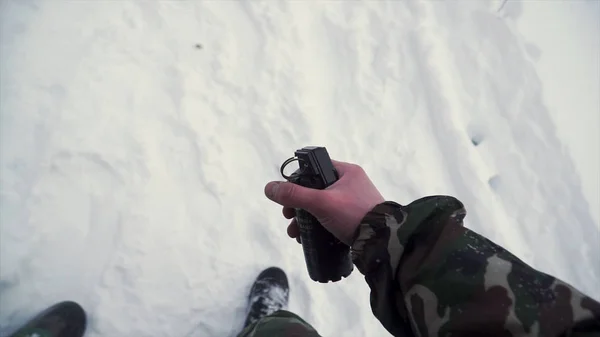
[350,163,365,174]
[283,183,297,203]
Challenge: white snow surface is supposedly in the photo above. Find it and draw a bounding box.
[515,0,600,227]
[1,1,598,336]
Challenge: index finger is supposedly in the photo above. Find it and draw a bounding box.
[331,159,354,176]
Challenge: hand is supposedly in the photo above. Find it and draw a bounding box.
[264,160,385,245]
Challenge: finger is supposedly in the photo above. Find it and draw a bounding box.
[330,159,360,177]
[330,159,350,175]
[264,181,322,209]
[296,237,301,244]
[287,218,299,238]
[282,207,295,219]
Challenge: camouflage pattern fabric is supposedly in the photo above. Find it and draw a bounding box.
[351,196,600,337]
[237,310,321,337]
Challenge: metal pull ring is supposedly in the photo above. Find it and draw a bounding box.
[280,156,305,181]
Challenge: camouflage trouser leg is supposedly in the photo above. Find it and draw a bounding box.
[237,310,321,337]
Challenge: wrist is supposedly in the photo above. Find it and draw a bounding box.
[350,201,403,274]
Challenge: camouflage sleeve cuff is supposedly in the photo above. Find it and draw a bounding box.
[350,201,405,275]
[350,196,465,276]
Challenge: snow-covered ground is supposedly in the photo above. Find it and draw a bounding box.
[515,0,600,228]
[1,1,598,336]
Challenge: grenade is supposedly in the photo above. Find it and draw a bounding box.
[280,146,353,283]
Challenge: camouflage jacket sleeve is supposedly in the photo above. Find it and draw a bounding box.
[350,196,600,337]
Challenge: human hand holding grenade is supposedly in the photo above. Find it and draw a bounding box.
[279,147,353,283]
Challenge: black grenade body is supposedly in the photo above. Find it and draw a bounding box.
[287,147,353,283]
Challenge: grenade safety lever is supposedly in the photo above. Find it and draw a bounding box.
[280,146,353,283]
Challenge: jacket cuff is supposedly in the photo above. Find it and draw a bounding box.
[350,201,404,275]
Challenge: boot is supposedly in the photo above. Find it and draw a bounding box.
[243,266,289,328]
[8,301,86,337]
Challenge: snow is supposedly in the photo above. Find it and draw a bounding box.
[0,1,598,336]
[514,0,600,227]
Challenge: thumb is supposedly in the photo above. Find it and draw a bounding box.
[264,181,321,209]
